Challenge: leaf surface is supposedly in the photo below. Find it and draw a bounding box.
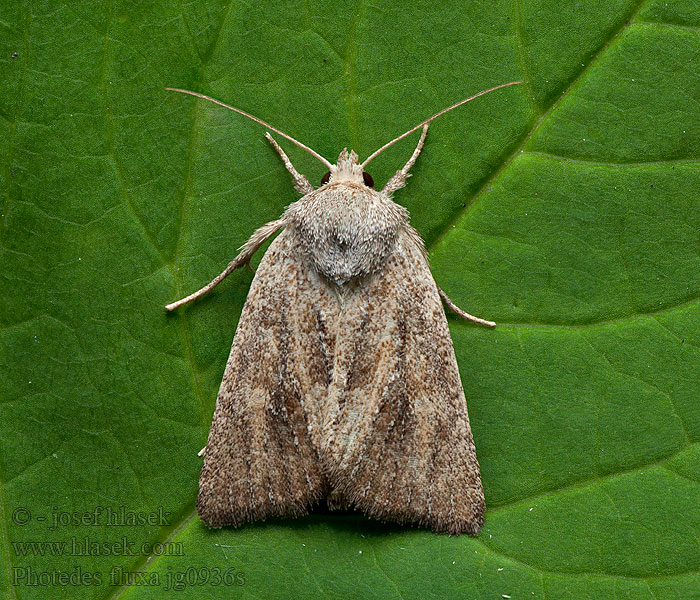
[1,1,699,598]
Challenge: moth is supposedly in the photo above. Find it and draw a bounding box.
[166,81,520,535]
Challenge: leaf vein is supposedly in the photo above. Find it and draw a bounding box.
[428,0,649,253]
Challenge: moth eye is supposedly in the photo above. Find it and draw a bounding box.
[362,171,374,188]
[320,171,331,185]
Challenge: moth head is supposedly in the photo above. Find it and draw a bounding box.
[320,149,374,188]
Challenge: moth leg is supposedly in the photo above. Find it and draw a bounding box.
[165,219,284,311]
[265,132,315,194]
[438,286,496,327]
[382,124,429,194]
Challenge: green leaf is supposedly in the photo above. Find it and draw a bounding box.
[1,1,699,598]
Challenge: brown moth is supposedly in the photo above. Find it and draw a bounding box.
[166,81,520,535]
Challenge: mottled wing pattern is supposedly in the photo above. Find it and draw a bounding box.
[197,228,339,527]
[323,228,485,534]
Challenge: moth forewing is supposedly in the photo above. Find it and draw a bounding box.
[322,228,485,534]
[166,81,521,534]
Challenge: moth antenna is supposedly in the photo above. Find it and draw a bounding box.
[166,88,333,169]
[361,81,522,168]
